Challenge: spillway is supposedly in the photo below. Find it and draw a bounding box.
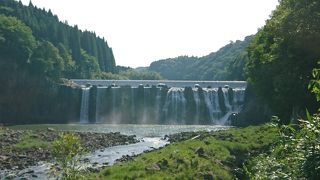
[76,80,246,125]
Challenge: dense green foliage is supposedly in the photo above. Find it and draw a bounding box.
[149,36,253,80]
[88,125,278,179]
[245,113,320,179]
[244,32,320,178]
[0,14,36,86]
[99,66,163,80]
[0,0,116,79]
[309,61,320,102]
[245,0,320,123]
[0,14,82,124]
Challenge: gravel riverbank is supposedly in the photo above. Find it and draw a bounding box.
[0,127,138,177]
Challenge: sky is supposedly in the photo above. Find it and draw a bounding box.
[20,0,279,68]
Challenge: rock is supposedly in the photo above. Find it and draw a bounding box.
[6,173,16,179]
[88,167,100,173]
[30,134,39,138]
[83,158,90,162]
[200,171,215,180]
[0,155,9,161]
[18,155,27,159]
[159,159,168,168]
[18,169,34,176]
[195,147,205,157]
[47,128,55,132]
[145,163,161,171]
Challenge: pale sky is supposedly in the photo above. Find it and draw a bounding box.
[20,0,279,68]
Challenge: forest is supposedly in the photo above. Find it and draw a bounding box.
[0,0,161,81]
[148,36,253,81]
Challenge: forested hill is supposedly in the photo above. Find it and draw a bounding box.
[149,35,254,80]
[0,0,116,79]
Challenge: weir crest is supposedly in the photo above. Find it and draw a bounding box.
[74,80,246,125]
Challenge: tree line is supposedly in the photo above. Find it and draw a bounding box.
[0,0,162,81]
[148,35,253,81]
[245,0,320,123]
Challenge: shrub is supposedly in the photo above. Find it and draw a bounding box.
[244,113,320,179]
[52,133,85,180]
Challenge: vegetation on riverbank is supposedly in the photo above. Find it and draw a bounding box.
[87,125,279,179]
[13,133,51,150]
[245,0,320,122]
[0,128,137,179]
[245,114,320,179]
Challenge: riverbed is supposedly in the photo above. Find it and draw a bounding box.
[3,124,229,179]
[10,124,229,138]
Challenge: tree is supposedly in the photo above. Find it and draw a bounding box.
[0,15,36,64]
[245,0,320,123]
[57,43,76,78]
[30,41,64,80]
[0,15,36,93]
[77,49,100,79]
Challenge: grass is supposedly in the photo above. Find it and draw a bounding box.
[87,124,279,179]
[13,132,52,150]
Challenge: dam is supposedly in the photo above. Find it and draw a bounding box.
[72,80,247,125]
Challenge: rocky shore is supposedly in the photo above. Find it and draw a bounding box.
[0,127,138,173]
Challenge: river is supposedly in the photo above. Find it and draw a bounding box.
[3,124,229,179]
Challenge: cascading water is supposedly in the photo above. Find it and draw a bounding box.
[193,89,200,124]
[203,90,214,122]
[222,88,232,111]
[77,81,246,125]
[80,87,90,123]
[162,88,186,124]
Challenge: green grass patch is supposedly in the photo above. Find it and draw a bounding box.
[87,124,279,179]
[13,133,52,150]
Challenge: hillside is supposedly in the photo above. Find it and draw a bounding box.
[0,0,116,79]
[149,35,254,80]
[0,0,119,123]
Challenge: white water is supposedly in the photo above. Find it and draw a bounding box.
[222,88,232,111]
[193,90,200,124]
[79,87,90,124]
[91,86,246,125]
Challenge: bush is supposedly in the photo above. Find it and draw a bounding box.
[244,113,320,179]
[52,133,85,180]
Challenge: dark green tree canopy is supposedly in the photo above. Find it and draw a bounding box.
[245,0,320,123]
[148,36,254,81]
[0,14,36,63]
[0,0,116,77]
[30,41,64,79]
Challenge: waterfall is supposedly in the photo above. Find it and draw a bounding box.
[203,90,214,122]
[95,87,101,123]
[222,88,232,111]
[179,89,186,124]
[77,81,246,125]
[233,88,245,105]
[80,87,90,123]
[193,89,200,124]
[154,88,161,123]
